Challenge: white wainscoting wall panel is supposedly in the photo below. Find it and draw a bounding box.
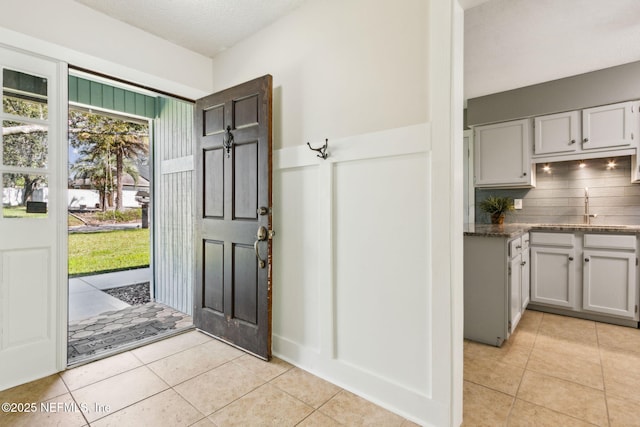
[272,123,432,423]
[272,165,321,352]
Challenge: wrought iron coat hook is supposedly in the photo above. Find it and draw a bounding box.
[224,125,234,158]
[307,138,328,160]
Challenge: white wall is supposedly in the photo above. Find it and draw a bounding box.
[0,0,213,99]
[210,1,463,425]
[209,0,429,149]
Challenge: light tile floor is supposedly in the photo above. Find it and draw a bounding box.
[4,310,639,426]
[463,309,640,426]
[0,330,419,426]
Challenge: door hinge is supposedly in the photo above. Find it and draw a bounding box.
[508,265,512,275]
[636,304,638,314]
[636,257,638,266]
[508,321,512,333]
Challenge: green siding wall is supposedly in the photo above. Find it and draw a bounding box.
[68,75,156,118]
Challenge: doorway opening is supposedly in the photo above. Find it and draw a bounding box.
[66,73,194,365]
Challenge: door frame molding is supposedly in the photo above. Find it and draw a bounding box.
[55,60,70,372]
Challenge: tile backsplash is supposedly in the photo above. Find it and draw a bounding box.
[475,156,640,225]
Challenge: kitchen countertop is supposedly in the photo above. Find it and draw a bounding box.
[464,223,640,237]
[463,223,531,238]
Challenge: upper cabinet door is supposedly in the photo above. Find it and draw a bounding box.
[474,119,535,188]
[582,101,636,150]
[534,111,580,155]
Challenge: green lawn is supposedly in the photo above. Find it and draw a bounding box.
[3,206,47,218]
[69,228,150,276]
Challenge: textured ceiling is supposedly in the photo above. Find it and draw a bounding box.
[465,0,640,99]
[75,0,306,58]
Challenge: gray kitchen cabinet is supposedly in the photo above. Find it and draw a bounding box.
[474,119,535,188]
[583,234,638,319]
[582,101,637,151]
[464,232,527,346]
[530,232,577,309]
[534,111,580,155]
[530,231,639,324]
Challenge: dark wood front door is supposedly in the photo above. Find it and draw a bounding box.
[194,75,273,360]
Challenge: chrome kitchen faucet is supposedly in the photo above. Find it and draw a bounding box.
[584,187,598,224]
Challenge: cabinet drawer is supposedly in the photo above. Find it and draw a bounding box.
[530,232,574,247]
[584,234,636,250]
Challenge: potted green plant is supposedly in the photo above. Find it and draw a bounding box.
[479,195,515,224]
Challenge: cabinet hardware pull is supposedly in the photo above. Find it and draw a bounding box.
[585,258,590,262]
[568,257,574,261]
[583,137,589,143]
[570,139,576,144]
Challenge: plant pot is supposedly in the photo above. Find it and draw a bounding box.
[491,213,505,224]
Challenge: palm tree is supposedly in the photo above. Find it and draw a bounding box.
[69,110,148,211]
[70,147,140,212]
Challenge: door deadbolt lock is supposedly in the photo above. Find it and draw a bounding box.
[257,206,271,216]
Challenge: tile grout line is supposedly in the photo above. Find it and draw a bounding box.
[504,312,542,425]
[595,323,612,427]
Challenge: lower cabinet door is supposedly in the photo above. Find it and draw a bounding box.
[583,249,637,319]
[521,248,530,311]
[530,246,576,308]
[509,254,523,333]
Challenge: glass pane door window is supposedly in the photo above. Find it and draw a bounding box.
[1,68,49,218]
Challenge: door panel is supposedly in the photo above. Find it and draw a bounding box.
[234,141,259,219]
[203,240,224,312]
[195,75,272,359]
[204,148,224,218]
[204,104,225,135]
[233,244,258,324]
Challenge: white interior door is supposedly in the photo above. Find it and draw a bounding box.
[0,45,67,390]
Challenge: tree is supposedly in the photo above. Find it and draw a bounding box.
[69,110,148,211]
[2,95,48,205]
[70,147,139,212]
